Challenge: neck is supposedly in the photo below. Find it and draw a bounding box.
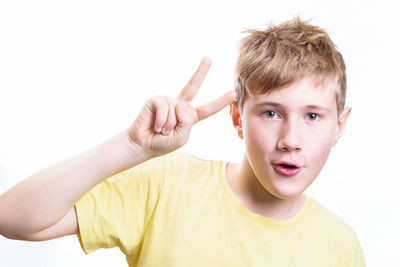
[227,156,305,220]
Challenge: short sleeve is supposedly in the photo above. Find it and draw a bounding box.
[75,155,167,256]
[352,237,366,267]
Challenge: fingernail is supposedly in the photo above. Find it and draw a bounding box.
[162,129,170,135]
[155,127,162,133]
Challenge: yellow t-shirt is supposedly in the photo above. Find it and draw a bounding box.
[75,152,365,267]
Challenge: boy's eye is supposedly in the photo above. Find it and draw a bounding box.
[306,113,320,121]
[263,110,279,118]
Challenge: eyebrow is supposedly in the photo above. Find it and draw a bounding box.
[254,102,282,108]
[304,104,332,114]
[254,102,332,114]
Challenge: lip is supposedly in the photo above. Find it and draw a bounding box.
[273,161,302,176]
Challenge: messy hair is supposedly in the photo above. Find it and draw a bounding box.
[235,17,346,114]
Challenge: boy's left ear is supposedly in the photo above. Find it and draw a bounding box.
[332,107,352,147]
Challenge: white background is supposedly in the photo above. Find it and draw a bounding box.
[0,0,399,266]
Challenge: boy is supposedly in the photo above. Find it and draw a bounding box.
[0,18,365,266]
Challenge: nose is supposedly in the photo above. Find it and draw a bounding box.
[277,119,303,152]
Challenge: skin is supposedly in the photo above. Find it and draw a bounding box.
[0,58,236,240]
[127,57,236,158]
[0,58,349,240]
[227,76,351,220]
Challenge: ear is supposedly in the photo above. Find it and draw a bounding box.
[230,102,243,139]
[332,107,351,147]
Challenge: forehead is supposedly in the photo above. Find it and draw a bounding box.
[246,75,339,110]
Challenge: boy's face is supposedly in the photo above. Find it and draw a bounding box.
[230,75,351,199]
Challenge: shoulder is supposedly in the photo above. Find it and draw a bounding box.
[154,152,225,190]
[308,197,362,254]
[157,152,223,174]
[298,197,366,266]
[166,152,221,165]
[309,197,356,236]
[112,152,223,186]
[310,198,365,265]
[120,152,223,180]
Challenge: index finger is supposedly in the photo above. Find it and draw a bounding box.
[195,90,236,123]
[177,57,211,102]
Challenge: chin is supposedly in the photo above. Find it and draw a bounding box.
[255,165,311,200]
[268,184,305,200]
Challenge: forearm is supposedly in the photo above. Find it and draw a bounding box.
[0,130,149,238]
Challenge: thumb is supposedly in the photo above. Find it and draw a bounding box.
[174,102,197,141]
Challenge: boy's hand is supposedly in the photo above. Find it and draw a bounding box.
[127,58,236,158]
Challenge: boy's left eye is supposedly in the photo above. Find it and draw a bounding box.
[306,113,320,121]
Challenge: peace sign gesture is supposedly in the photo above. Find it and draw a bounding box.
[127,58,236,158]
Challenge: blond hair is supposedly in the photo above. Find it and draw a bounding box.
[235,17,346,113]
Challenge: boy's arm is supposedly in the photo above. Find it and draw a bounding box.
[0,58,235,241]
[0,131,148,241]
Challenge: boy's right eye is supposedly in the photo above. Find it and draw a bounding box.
[263,110,279,119]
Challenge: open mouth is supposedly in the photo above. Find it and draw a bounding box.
[273,162,301,176]
[280,163,297,169]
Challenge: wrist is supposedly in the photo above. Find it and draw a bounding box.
[120,130,153,165]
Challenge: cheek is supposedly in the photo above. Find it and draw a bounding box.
[312,141,331,163]
[307,125,336,167]
[243,119,276,153]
